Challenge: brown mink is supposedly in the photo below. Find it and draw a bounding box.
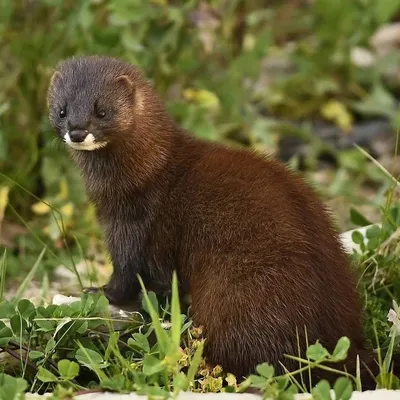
[47,55,383,388]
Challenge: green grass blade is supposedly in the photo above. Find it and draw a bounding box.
[354,144,400,188]
[13,247,47,305]
[0,173,82,285]
[171,271,181,349]
[182,341,204,392]
[355,354,361,392]
[72,235,86,289]
[0,249,7,302]
[137,274,169,355]
[41,272,49,305]
[383,326,396,375]
[76,341,108,382]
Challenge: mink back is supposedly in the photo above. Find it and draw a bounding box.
[166,140,366,376]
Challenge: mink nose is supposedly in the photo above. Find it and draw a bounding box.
[69,130,88,143]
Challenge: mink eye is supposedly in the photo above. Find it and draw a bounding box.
[96,109,106,119]
[59,108,67,118]
[94,99,108,119]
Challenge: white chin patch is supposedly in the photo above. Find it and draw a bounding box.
[64,132,107,151]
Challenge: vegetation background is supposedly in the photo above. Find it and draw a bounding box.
[0,0,400,397]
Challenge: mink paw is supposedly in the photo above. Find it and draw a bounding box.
[83,285,107,295]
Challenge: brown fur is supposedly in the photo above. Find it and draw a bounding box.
[47,55,382,388]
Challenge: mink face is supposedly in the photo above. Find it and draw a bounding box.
[47,56,140,151]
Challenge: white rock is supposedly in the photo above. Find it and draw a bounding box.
[52,294,79,306]
[351,47,375,68]
[25,389,400,399]
[371,23,400,55]
[351,390,400,399]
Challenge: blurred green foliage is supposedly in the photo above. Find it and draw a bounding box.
[0,0,400,273]
[0,3,399,391]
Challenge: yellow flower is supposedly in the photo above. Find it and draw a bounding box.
[183,89,219,109]
[32,201,51,215]
[321,100,353,131]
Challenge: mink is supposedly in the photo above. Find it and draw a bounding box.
[47,55,388,388]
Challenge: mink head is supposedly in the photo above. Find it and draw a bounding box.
[47,56,145,151]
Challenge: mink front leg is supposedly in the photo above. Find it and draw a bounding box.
[85,218,172,305]
[83,218,148,305]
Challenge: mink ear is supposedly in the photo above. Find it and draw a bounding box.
[47,71,62,108]
[115,75,134,90]
[115,75,142,110]
[49,70,62,87]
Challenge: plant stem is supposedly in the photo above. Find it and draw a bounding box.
[283,355,357,384]
[5,347,37,371]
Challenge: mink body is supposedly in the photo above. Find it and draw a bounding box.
[48,56,379,386]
